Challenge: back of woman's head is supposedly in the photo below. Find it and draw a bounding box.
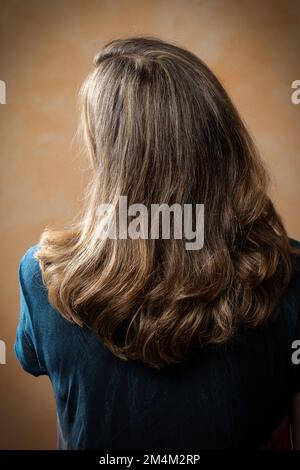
[36,36,293,369]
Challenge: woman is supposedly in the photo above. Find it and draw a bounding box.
[15,36,300,450]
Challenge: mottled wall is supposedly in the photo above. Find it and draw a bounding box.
[0,0,299,449]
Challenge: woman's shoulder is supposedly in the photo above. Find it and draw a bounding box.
[16,244,49,376]
[19,244,42,286]
[19,243,40,267]
[18,243,48,307]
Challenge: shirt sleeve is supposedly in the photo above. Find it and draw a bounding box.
[14,247,48,377]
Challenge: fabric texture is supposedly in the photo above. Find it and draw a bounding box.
[14,240,300,449]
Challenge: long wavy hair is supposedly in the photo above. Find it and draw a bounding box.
[36,36,294,369]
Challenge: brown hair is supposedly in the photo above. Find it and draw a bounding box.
[36,36,294,369]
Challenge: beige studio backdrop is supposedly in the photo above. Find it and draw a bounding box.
[0,0,299,449]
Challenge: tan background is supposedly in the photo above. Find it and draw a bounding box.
[0,0,299,449]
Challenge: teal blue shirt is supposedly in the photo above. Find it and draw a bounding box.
[15,241,300,449]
